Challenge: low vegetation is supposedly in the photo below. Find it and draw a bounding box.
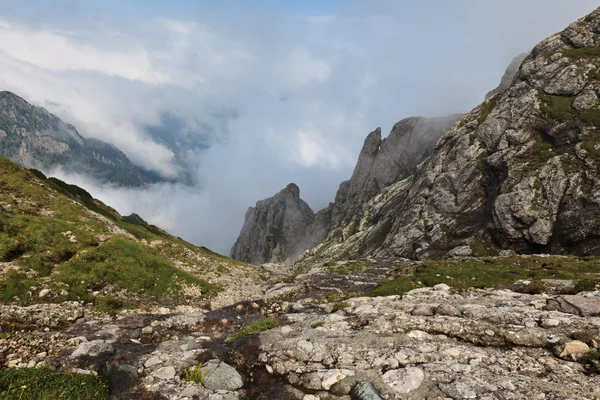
[0,367,109,400]
[181,364,209,384]
[0,156,247,310]
[370,256,600,297]
[226,318,283,343]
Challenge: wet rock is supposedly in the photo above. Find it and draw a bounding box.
[381,367,424,394]
[351,382,384,400]
[200,360,244,391]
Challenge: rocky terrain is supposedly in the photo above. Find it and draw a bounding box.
[4,6,600,400]
[0,91,159,187]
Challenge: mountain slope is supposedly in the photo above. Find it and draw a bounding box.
[0,156,262,310]
[0,91,158,187]
[303,7,600,262]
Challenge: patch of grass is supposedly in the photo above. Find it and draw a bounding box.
[560,47,600,60]
[0,367,109,400]
[478,97,498,125]
[326,261,370,275]
[562,278,600,294]
[370,256,600,297]
[0,270,36,304]
[538,91,576,121]
[55,236,221,303]
[226,318,283,343]
[181,364,209,383]
[94,296,127,316]
[581,350,600,375]
[332,301,350,311]
[311,321,325,328]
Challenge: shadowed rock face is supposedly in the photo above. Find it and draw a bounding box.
[230,183,318,265]
[304,7,600,261]
[0,91,158,187]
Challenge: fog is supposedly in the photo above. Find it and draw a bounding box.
[1,0,598,254]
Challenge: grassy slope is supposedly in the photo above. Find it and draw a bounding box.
[0,156,249,309]
[371,256,600,296]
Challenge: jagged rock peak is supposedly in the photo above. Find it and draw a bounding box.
[485,53,528,99]
[230,184,318,265]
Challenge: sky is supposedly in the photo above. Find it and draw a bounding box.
[0,0,597,254]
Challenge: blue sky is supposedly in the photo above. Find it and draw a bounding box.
[0,0,597,253]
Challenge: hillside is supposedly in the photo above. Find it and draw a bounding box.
[0,91,160,187]
[0,156,263,312]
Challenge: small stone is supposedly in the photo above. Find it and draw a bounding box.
[152,366,176,380]
[485,330,495,336]
[141,326,153,335]
[434,283,451,291]
[200,360,244,391]
[541,318,560,328]
[435,304,461,317]
[559,340,591,361]
[219,319,229,329]
[322,369,346,390]
[381,367,424,394]
[38,289,51,298]
[411,304,435,316]
[304,395,320,400]
[71,340,114,358]
[407,330,430,340]
[144,357,163,368]
[281,326,293,334]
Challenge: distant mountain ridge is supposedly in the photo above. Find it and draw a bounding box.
[0,91,160,187]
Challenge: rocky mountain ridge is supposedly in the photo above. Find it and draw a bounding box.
[297,7,600,264]
[231,116,461,265]
[0,91,159,187]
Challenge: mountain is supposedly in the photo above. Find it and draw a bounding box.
[230,183,325,265]
[304,7,600,262]
[0,91,159,187]
[231,115,461,265]
[485,53,528,99]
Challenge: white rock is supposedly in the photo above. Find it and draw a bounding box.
[322,369,346,390]
[152,366,176,380]
[144,357,163,368]
[434,283,451,291]
[281,326,293,334]
[382,367,425,394]
[541,318,560,328]
[38,289,51,298]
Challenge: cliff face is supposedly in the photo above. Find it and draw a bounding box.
[304,7,600,262]
[330,115,462,231]
[231,116,460,265]
[0,91,156,187]
[230,183,317,265]
[485,53,528,99]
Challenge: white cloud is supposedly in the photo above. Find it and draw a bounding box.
[162,18,198,35]
[295,129,341,167]
[0,22,169,84]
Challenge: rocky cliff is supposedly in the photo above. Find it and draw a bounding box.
[0,91,157,187]
[232,115,460,265]
[305,8,600,262]
[230,183,320,265]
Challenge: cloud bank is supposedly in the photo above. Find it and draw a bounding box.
[1,0,598,254]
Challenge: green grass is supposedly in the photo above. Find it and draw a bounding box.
[311,321,325,328]
[370,256,600,297]
[0,367,109,400]
[55,236,221,302]
[478,97,498,125]
[538,91,576,121]
[0,270,37,304]
[326,261,370,275]
[181,364,209,383]
[226,318,283,343]
[560,47,600,60]
[581,350,600,375]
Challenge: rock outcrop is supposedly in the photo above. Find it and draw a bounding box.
[485,53,528,99]
[230,183,319,265]
[305,8,600,261]
[0,91,157,186]
[232,115,461,265]
[330,115,462,230]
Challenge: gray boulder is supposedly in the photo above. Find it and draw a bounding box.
[200,360,244,391]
